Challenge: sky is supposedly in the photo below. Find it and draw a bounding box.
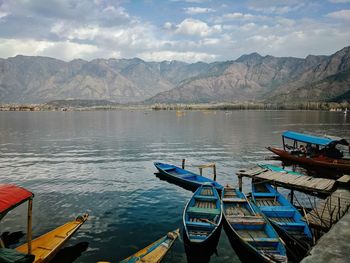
[0,0,349,62]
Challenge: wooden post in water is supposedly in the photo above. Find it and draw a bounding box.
[182,159,185,169]
[199,167,203,176]
[238,175,242,192]
[27,197,33,254]
[290,189,294,204]
[213,164,217,181]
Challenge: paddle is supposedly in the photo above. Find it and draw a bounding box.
[198,218,218,226]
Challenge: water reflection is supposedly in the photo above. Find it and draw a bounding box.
[0,110,349,262]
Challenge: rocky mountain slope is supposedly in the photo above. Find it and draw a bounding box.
[0,56,211,103]
[0,46,349,104]
[147,46,350,103]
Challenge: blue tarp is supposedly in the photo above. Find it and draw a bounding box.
[282,131,347,146]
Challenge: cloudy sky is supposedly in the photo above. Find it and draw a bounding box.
[0,0,349,62]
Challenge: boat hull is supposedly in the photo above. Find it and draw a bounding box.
[183,185,222,246]
[223,218,276,263]
[16,214,88,263]
[154,162,223,192]
[267,147,350,173]
[251,180,312,262]
[221,187,287,263]
[120,229,180,263]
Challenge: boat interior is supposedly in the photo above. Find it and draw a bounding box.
[252,182,311,240]
[185,186,220,242]
[223,187,284,255]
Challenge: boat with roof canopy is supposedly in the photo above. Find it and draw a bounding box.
[267,131,350,173]
[0,184,88,263]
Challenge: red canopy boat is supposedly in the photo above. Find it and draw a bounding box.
[268,131,350,173]
[0,184,88,263]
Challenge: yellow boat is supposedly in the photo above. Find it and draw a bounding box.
[16,214,88,263]
[120,229,180,263]
[0,184,88,263]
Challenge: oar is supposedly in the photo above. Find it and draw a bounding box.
[198,218,218,226]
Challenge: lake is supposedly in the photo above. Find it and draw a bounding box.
[0,110,349,262]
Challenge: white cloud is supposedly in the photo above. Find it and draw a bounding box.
[222,12,255,20]
[175,18,221,37]
[183,7,215,15]
[163,22,174,30]
[0,11,8,19]
[248,2,305,15]
[326,9,350,20]
[138,50,217,62]
[0,38,100,61]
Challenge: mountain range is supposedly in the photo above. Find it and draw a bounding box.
[0,46,349,104]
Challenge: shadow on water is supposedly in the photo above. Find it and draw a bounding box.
[50,242,89,263]
[183,226,221,263]
[1,231,25,247]
[155,172,196,192]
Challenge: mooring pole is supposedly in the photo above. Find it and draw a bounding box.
[182,159,185,169]
[290,189,294,204]
[27,197,33,254]
[238,175,242,192]
[199,167,203,176]
[213,164,217,181]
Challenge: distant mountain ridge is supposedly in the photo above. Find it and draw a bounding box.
[0,46,349,104]
[147,46,350,104]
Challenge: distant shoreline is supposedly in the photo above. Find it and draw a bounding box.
[0,101,349,112]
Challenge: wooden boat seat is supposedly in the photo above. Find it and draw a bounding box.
[228,218,266,225]
[185,221,215,229]
[253,193,277,197]
[223,198,246,203]
[243,237,280,243]
[194,195,217,201]
[275,222,306,229]
[260,207,295,218]
[187,207,220,215]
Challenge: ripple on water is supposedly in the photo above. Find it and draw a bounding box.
[0,110,349,262]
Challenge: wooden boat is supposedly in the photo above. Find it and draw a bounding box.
[222,186,287,263]
[251,174,313,261]
[120,229,179,263]
[268,131,350,173]
[154,162,223,192]
[183,183,222,245]
[16,214,88,263]
[0,184,88,263]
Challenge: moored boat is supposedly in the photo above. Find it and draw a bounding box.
[154,162,223,192]
[0,184,88,263]
[120,229,180,263]
[267,131,350,173]
[183,183,222,246]
[222,186,287,263]
[251,173,313,261]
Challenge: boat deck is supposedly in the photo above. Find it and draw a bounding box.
[237,166,336,196]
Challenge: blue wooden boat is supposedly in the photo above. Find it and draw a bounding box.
[183,183,222,245]
[154,162,223,192]
[222,186,287,263]
[251,166,313,261]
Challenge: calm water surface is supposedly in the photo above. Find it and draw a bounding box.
[0,110,349,262]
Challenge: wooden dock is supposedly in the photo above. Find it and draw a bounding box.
[305,188,350,231]
[236,166,336,196]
